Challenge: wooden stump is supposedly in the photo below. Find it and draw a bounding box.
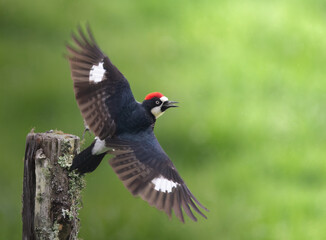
[22,131,84,240]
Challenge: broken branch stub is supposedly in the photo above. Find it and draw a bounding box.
[22,131,85,240]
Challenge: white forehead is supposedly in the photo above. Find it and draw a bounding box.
[160,96,168,102]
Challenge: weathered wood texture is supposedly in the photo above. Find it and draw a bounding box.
[22,131,84,240]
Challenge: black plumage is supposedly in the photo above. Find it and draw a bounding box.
[70,141,106,174]
[66,25,208,222]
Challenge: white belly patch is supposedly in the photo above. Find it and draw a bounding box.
[92,137,109,155]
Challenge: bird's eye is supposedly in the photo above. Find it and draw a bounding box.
[155,100,160,105]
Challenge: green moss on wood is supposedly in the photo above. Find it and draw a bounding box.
[58,137,85,238]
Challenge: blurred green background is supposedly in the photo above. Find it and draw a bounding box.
[1,0,326,239]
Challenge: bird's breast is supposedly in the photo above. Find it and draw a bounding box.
[115,103,154,135]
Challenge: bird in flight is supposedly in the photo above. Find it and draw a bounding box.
[66,25,208,222]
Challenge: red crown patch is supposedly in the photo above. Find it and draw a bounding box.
[144,92,164,100]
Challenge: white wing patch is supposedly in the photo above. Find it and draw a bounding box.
[151,175,179,193]
[89,61,106,83]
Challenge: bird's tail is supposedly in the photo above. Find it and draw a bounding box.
[70,141,106,174]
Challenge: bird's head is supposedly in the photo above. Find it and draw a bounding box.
[143,92,178,119]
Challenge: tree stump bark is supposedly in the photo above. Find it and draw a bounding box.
[22,131,84,240]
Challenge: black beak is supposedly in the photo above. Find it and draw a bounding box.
[162,101,178,112]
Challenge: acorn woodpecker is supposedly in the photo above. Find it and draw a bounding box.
[66,26,208,222]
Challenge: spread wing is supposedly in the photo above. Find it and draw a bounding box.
[106,130,208,222]
[66,25,136,140]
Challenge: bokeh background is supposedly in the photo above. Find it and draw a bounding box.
[1,0,326,239]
